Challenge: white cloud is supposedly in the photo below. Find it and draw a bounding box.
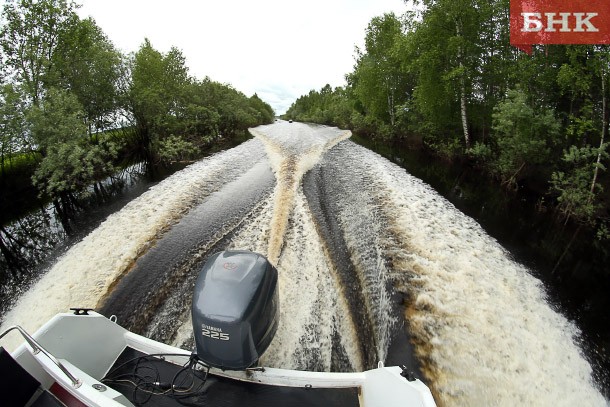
[72,0,408,114]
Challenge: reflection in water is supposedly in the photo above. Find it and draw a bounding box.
[0,161,184,316]
[0,210,64,276]
[0,210,66,314]
[0,124,607,406]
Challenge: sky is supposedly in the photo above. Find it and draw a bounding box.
[75,0,410,114]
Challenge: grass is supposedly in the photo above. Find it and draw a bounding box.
[1,151,41,175]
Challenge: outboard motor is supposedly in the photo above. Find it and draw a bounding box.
[191,250,279,370]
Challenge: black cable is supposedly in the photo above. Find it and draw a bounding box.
[134,359,161,404]
[101,352,211,405]
[170,355,210,399]
[103,353,191,380]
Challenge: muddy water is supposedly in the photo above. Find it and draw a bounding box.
[1,122,606,406]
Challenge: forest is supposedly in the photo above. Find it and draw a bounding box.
[285,0,610,246]
[0,0,275,228]
[2,0,609,276]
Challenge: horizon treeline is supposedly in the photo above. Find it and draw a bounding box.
[285,0,609,239]
[0,0,274,213]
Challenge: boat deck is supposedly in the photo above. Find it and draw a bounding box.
[104,347,361,407]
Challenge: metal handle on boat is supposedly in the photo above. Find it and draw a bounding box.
[0,325,82,388]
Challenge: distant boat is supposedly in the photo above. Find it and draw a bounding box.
[0,251,436,407]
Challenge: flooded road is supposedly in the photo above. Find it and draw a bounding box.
[1,122,606,406]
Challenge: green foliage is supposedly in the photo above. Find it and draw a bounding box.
[1,0,607,235]
[128,39,190,156]
[352,13,407,127]
[550,145,608,223]
[163,103,220,146]
[596,223,610,240]
[27,88,87,153]
[25,87,118,198]
[50,17,122,133]
[194,80,274,134]
[155,135,197,163]
[285,2,609,232]
[491,89,560,185]
[32,138,118,198]
[424,135,464,159]
[249,94,275,124]
[126,40,273,164]
[0,0,275,223]
[467,141,493,163]
[0,84,29,173]
[285,85,358,133]
[0,0,79,103]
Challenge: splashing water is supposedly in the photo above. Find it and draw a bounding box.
[249,123,350,264]
[332,141,606,406]
[0,140,267,350]
[1,123,606,406]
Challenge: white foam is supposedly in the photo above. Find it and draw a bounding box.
[4,123,603,405]
[0,140,265,351]
[249,123,350,264]
[232,126,362,370]
[256,190,362,371]
[351,143,606,406]
[170,188,363,371]
[170,194,277,349]
[323,146,398,364]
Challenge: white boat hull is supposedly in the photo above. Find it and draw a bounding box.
[4,311,436,407]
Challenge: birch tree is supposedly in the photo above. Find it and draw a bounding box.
[352,13,406,135]
[552,46,610,226]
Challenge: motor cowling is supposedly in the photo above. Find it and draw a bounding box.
[191,250,279,370]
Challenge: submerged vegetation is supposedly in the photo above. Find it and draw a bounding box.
[285,1,609,246]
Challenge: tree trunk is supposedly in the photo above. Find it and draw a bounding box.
[590,68,607,200]
[53,197,73,235]
[385,74,396,127]
[460,72,470,148]
[0,152,5,179]
[456,18,470,149]
[387,89,395,127]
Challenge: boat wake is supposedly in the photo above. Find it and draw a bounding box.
[1,122,606,406]
[335,142,606,406]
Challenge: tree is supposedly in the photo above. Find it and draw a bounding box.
[127,41,273,164]
[157,100,220,160]
[0,0,79,105]
[50,17,122,135]
[352,13,407,133]
[27,87,86,155]
[28,88,117,200]
[551,46,610,226]
[408,0,477,147]
[0,84,29,176]
[557,46,610,198]
[403,0,519,151]
[194,78,267,136]
[249,93,275,124]
[491,88,560,188]
[591,49,609,201]
[284,84,355,129]
[551,145,608,224]
[128,39,192,162]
